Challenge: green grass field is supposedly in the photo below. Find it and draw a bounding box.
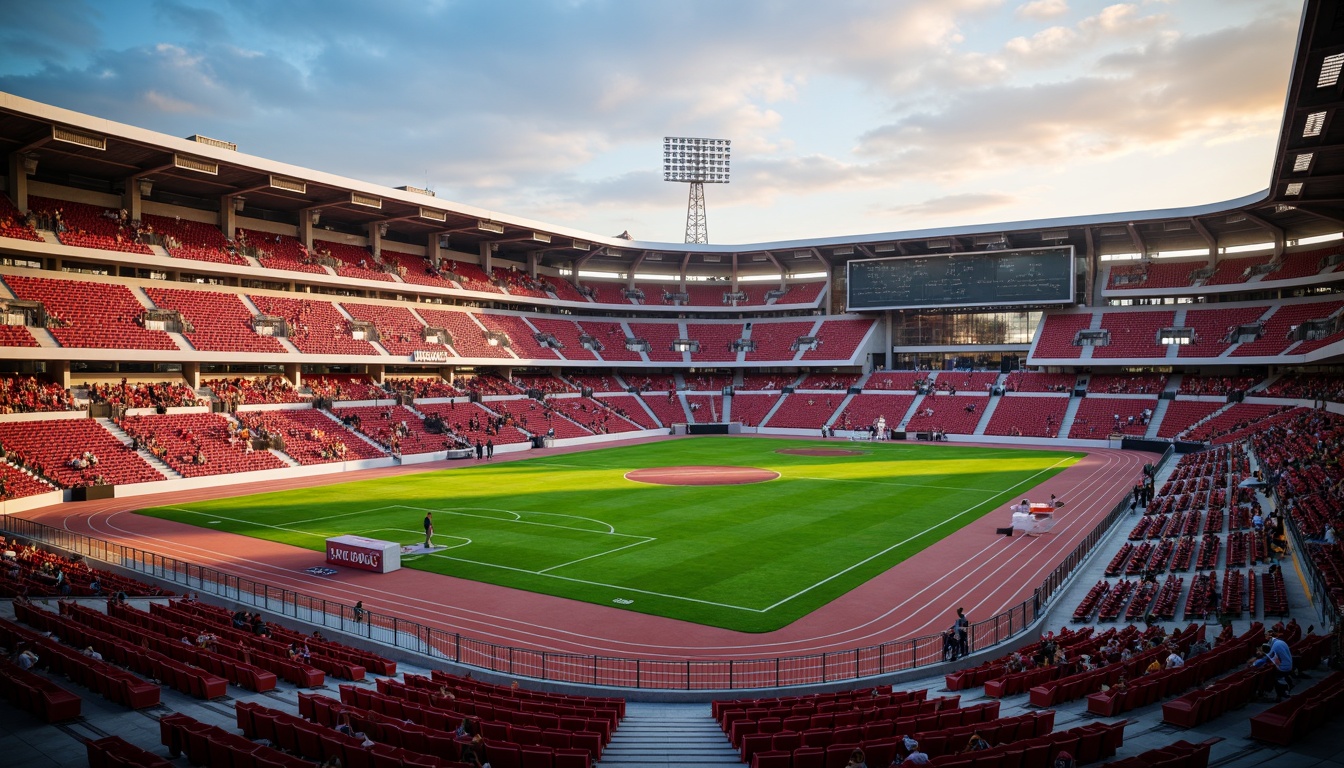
[134,437,1081,632]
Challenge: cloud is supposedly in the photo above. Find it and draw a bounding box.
[887,192,1018,217]
[1015,0,1069,21]
[1003,3,1167,65]
[855,6,1297,183]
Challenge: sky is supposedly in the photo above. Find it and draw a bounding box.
[0,0,1305,246]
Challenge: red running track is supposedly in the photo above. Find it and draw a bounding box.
[16,436,1150,672]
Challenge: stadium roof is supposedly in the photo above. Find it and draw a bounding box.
[1,0,1341,278]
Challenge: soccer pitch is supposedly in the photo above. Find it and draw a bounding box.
[134,437,1082,632]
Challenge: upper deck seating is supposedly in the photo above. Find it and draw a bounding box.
[1107,260,1199,290]
[142,214,247,266]
[576,320,643,362]
[513,375,577,394]
[238,228,327,274]
[313,239,395,283]
[736,284,775,306]
[1033,314,1092,359]
[340,302,440,357]
[442,260,502,293]
[863,371,924,391]
[145,287,285,354]
[0,193,42,242]
[0,376,74,413]
[683,373,733,391]
[625,374,676,392]
[246,295,378,356]
[1184,403,1290,443]
[744,321,815,362]
[1264,245,1337,282]
[1177,375,1263,396]
[1086,373,1167,395]
[1068,397,1157,438]
[305,375,386,402]
[739,373,792,390]
[384,376,462,399]
[5,275,177,350]
[492,269,550,299]
[564,374,624,392]
[456,373,522,396]
[688,322,744,363]
[381,250,456,288]
[1094,311,1174,359]
[205,376,306,406]
[799,373,859,390]
[983,395,1068,438]
[117,413,286,478]
[530,317,599,361]
[801,318,873,361]
[0,419,163,487]
[1206,254,1273,286]
[628,322,685,363]
[1004,371,1075,392]
[1261,372,1344,399]
[477,314,560,360]
[0,324,38,348]
[415,308,513,359]
[778,280,826,304]
[27,196,153,255]
[86,380,200,409]
[934,371,1000,393]
[235,411,384,465]
[583,281,631,305]
[1232,300,1344,357]
[1178,305,1269,358]
[546,278,591,303]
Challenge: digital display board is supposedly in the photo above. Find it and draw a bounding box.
[846,247,1075,311]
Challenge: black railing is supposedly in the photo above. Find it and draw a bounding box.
[1,492,1131,690]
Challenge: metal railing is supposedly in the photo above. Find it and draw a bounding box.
[1,495,1131,690]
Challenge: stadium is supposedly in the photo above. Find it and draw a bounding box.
[0,1,1341,767]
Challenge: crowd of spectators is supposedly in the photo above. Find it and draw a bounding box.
[205,376,306,407]
[85,379,200,409]
[456,374,518,397]
[1260,372,1344,402]
[384,377,462,399]
[0,376,74,413]
[1177,375,1264,397]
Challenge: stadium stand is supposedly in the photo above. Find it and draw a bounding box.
[206,376,307,406]
[117,412,287,478]
[341,302,442,356]
[0,418,163,487]
[142,213,249,267]
[0,376,74,413]
[1068,397,1156,438]
[305,375,386,402]
[236,408,383,464]
[1094,310,1174,359]
[313,239,395,283]
[1033,314,1091,358]
[983,395,1068,438]
[744,321,816,362]
[26,196,153,255]
[530,317,600,361]
[247,294,377,356]
[801,318,874,360]
[5,275,178,350]
[146,287,287,354]
[237,228,328,274]
[477,313,560,360]
[415,308,514,359]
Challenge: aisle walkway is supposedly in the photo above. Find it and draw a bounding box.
[597,702,740,768]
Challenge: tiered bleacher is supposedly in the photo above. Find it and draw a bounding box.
[116,412,287,478]
[5,275,178,350]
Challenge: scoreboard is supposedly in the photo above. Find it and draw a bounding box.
[846,246,1075,311]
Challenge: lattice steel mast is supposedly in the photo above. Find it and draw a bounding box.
[663,137,730,244]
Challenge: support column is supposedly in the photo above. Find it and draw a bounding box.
[285,363,302,389]
[368,364,385,385]
[300,209,317,252]
[427,233,442,268]
[8,153,31,212]
[123,181,143,224]
[182,362,201,390]
[439,366,454,386]
[47,360,70,389]
[479,242,494,275]
[527,252,539,280]
[367,222,383,259]
[219,195,237,241]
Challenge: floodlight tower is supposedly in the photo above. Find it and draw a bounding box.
[663,136,731,244]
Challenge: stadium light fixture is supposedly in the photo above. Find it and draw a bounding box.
[22,154,38,175]
[233,196,246,212]
[137,179,153,197]
[663,136,731,244]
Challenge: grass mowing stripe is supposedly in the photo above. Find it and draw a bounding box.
[134,437,1081,632]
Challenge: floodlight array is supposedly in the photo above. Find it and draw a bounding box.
[663,136,731,183]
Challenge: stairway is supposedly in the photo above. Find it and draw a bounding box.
[96,417,182,479]
[597,703,740,768]
[1145,398,1172,439]
[973,394,1000,435]
[1057,396,1084,438]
